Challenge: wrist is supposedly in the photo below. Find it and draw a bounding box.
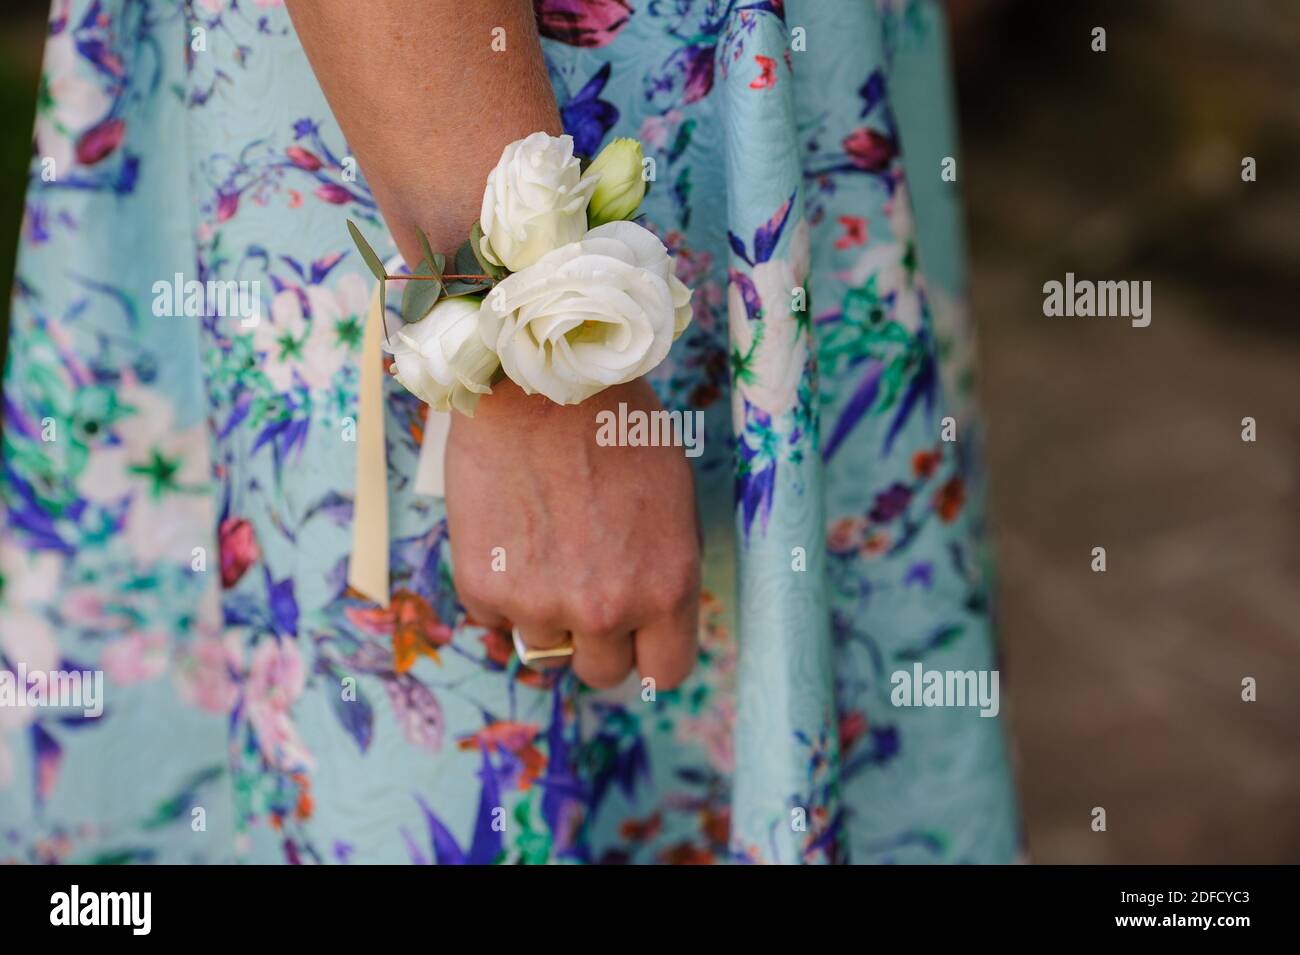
[461,378,555,425]
[452,378,654,442]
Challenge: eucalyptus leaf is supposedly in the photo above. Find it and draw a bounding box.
[416,227,438,273]
[441,279,492,299]
[453,239,480,279]
[347,219,387,282]
[400,261,443,324]
[469,222,507,280]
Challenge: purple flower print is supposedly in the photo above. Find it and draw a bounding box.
[868,482,912,523]
[534,0,632,48]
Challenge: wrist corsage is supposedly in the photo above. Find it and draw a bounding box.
[347,133,692,412]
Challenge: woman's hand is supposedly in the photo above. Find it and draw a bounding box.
[285,1,699,687]
[445,378,701,690]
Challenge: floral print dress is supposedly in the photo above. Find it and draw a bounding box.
[0,0,1020,864]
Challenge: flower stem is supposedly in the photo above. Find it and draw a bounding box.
[383,273,491,282]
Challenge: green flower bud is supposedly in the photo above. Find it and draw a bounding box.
[582,138,647,226]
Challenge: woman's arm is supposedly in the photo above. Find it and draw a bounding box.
[285,0,701,690]
[286,0,561,265]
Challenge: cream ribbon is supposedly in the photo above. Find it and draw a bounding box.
[346,284,390,607]
[347,282,450,607]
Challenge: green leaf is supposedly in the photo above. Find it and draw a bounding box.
[453,238,480,278]
[441,279,492,299]
[469,222,507,281]
[400,261,443,324]
[416,227,438,272]
[347,219,387,282]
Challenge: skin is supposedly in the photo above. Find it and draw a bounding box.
[286,1,701,689]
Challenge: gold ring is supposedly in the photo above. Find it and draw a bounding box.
[511,627,575,665]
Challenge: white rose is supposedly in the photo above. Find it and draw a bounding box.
[387,296,499,415]
[484,221,692,405]
[478,132,597,273]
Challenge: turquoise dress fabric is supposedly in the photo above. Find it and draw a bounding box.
[1,0,1020,864]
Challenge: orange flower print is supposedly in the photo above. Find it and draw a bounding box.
[701,805,731,846]
[407,401,430,446]
[750,54,777,89]
[659,842,714,865]
[838,710,868,754]
[934,476,966,523]
[291,773,313,821]
[457,721,546,790]
[828,516,868,555]
[345,589,453,673]
[912,446,943,479]
[619,812,664,843]
[861,529,890,557]
[834,214,867,250]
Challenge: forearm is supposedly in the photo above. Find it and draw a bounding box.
[285,0,562,266]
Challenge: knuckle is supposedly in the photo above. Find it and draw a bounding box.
[649,558,699,611]
[568,595,623,636]
[453,564,499,607]
[508,594,564,629]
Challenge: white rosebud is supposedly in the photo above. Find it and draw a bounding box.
[581,137,647,226]
[387,296,499,415]
[485,221,692,405]
[478,132,596,273]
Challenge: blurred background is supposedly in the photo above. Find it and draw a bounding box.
[2,0,1297,862]
[952,0,1300,863]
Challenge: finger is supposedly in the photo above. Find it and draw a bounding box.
[459,594,506,629]
[633,596,699,692]
[512,622,573,671]
[569,629,635,690]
